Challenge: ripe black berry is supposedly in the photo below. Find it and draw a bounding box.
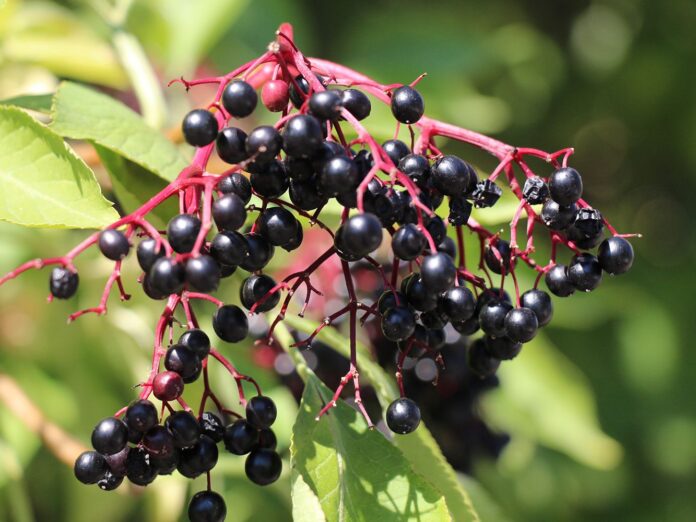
[210,230,248,267]
[431,155,471,197]
[391,85,424,124]
[245,448,282,485]
[240,274,280,312]
[126,446,158,486]
[143,425,176,458]
[399,154,430,186]
[598,237,634,275]
[136,238,164,272]
[545,264,575,297]
[178,435,218,478]
[74,450,107,484]
[216,127,248,165]
[125,400,158,434]
[452,316,480,336]
[386,398,421,434]
[222,79,257,118]
[212,304,249,342]
[420,253,456,293]
[341,88,371,121]
[199,412,225,443]
[468,339,500,378]
[549,167,583,206]
[438,286,475,322]
[149,258,185,295]
[319,156,359,197]
[522,176,549,204]
[484,335,522,360]
[541,200,577,230]
[182,109,218,147]
[472,180,503,208]
[381,306,416,341]
[91,417,128,455]
[335,213,383,258]
[448,196,473,226]
[567,253,602,292]
[240,233,275,272]
[97,470,124,491]
[50,267,79,299]
[246,396,277,429]
[164,344,202,382]
[224,419,259,455]
[250,160,289,198]
[282,114,324,158]
[98,229,130,261]
[167,214,201,254]
[179,329,210,359]
[391,224,425,260]
[382,139,410,166]
[165,411,201,448]
[426,216,447,245]
[152,371,185,401]
[484,239,512,275]
[189,491,227,522]
[520,289,553,327]
[289,178,327,210]
[404,275,438,311]
[257,207,299,247]
[288,74,310,107]
[185,255,220,293]
[309,89,343,120]
[479,299,513,338]
[246,126,282,163]
[218,172,252,203]
[377,290,407,315]
[257,428,278,450]
[212,194,246,232]
[504,307,538,343]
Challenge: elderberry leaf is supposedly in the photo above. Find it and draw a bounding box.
[0,93,53,114]
[291,469,326,522]
[50,81,188,182]
[0,107,118,229]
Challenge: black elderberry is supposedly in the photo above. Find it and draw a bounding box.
[150,449,179,475]
[179,329,211,359]
[178,435,218,478]
[341,88,371,121]
[182,109,218,147]
[222,79,257,118]
[97,470,124,491]
[335,213,383,259]
[391,85,424,124]
[484,335,522,360]
[224,419,259,455]
[246,125,282,163]
[246,396,277,429]
[427,328,447,350]
[143,425,176,458]
[545,264,575,297]
[426,217,447,246]
[431,155,471,197]
[240,274,280,312]
[199,412,225,443]
[522,176,549,204]
[549,167,583,206]
[98,229,130,261]
[468,339,500,378]
[185,255,220,293]
[520,289,553,327]
[484,239,512,275]
[240,233,275,272]
[282,220,304,252]
[504,307,538,343]
[404,275,438,312]
[288,74,310,108]
[420,309,448,330]
[136,238,164,272]
[250,160,289,198]
[472,180,503,208]
[386,397,421,434]
[377,290,407,315]
[212,304,249,342]
[382,139,410,166]
[282,114,324,158]
[218,172,252,203]
[165,411,201,449]
[541,200,578,230]
[285,156,315,181]
[567,253,602,292]
[245,448,282,485]
[210,230,248,267]
[309,89,343,120]
[164,344,202,381]
[149,257,185,295]
[438,236,457,258]
[598,237,634,275]
[49,267,79,299]
[399,154,430,186]
[125,400,158,434]
[319,156,359,197]
[167,214,201,254]
[189,491,227,522]
[257,206,300,247]
[566,207,604,247]
[257,428,277,450]
[381,306,416,341]
[448,196,473,227]
[74,451,107,484]
[479,299,513,338]
[216,127,249,164]
[392,224,426,261]
[125,446,158,486]
[212,194,246,233]
[452,316,480,336]
[289,178,328,210]
[420,253,456,293]
[91,417,128,456]
[438,286,475,323]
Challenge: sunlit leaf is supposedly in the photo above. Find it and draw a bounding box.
[291,469,326,522]
[0,93,52,113]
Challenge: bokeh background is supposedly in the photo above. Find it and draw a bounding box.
[0,0,694,521]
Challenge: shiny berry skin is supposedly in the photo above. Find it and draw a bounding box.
[142,273,167,300]
[399,153,430,186]
[567,253,602,292]
[262,79,290,112]
[484,239,512,275]
[285,156,314,181]
[212,194,246,232]
[150,449,178,475]
[319,156,359,196]
[178,435,218,478]
[391,224,426,261]
[541,200,578,230]
[282,114,324,158]
[153,371,185,401]
[179,329,210,359]
[125,446,158,486]
[386,398,421,434]
[391,85,424,124]
[288,74,310,107]
[189,491,227,522]
[216,127,248,164]
[545,264,575,297]
[240,233,275,272]
[377,290,407,315]
[164,344,201,381]
[91,417,128,456]
[98,229,130,260]
[420,253,456,293]
[199,412,225,443]
[335,213,383,258]
[246,125,282,163]
[74,451,107,484]
[341,88,371,120]
[438,286,475,322]
[382,139,410,166]
[212,304,249,342]
[426,216,447,245]
[452,316,480,336]
[240,274,280,312]
[404,275,438,311]
[381,306,416,341]
[520,289,553,327]
[309,89,343,119]
[222,79,257,118]
[125,400,158,434]
[50,267,79,299]
[210,230,248,267]
[165,411,201,448]
[167,214,201,254]
[431,155,471,197]
[479,299,513,338]
[97,471,124,491]
[149,257,185,295]
[185,255,220,293]
[484,335,522,360]
[182,109,218,147]
[289,178,327,210]
[549,167,583,206]
[420,309,448,330]
[224,419,259,455]
[245,448,282,485]
[136,238,164,272]
[257,428,278,450]
[522,176,549,204]
[257,207,299,247]
[504,307,538,343]
[218,172,252,203]
[598,237,634,275]
[143,425,175,458]
[566,207,604,248]
[468,339,500,378]
[250,160,289,198]
[246,396,277,429]
[472,180,503,208]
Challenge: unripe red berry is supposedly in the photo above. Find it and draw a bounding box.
[153,371,185,401]
[262,80,290,112]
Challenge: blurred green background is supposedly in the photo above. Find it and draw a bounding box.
[0,0,693,521]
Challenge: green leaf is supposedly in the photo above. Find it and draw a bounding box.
[480,333,623,469]
[0,93,53,113]
[292,370,450,521]
[291,469,326,522]
[0,107,118,229]
[51,81,188,183]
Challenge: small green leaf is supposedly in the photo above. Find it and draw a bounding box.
[291,469,326,522]
[0,107,118,229]
[51,81,188,182]
[292,371,450,522]
[0,93,53,113]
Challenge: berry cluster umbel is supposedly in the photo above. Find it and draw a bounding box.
[0,23,635,520]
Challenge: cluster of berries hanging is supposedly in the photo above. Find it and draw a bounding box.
[0,23,635,522]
